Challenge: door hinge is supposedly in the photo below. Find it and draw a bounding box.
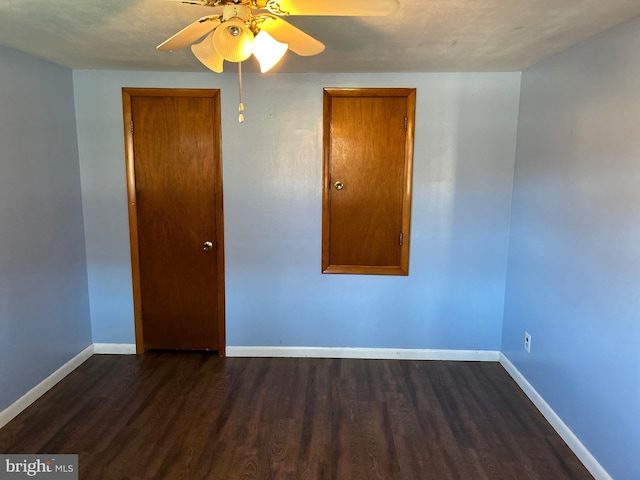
[399,232,404,246]
[130,120,134,135]
[404,117,408,131]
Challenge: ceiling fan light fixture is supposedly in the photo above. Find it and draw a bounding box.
[253,30,288,73]
[213,17,255,62]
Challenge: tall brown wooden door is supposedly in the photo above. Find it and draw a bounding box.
[122,89,225,353]
[322,88,416,275]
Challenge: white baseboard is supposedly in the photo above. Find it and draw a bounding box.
[226,346,500,361]
[0,345,94,430]
[93,343,137,354]
[499,353,612,480]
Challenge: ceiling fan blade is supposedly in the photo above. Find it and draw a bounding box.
[164,0,219,6]
[182,0,216,5]
[191,32,224,73]
[259,16,324,57]
[269,0,398,16]
[157,15,221,51]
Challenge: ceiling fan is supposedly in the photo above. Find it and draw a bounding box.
[157,0,399,120]
[158,0,399,72]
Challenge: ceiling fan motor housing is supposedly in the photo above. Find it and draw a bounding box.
[222,4,250,22]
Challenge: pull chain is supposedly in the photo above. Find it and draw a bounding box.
[237,62,245,123]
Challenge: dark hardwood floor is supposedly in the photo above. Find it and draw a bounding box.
[0,354,592,479]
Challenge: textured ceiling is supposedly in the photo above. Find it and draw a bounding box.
[0,0,639,73]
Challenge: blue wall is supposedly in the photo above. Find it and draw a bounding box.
[502,17,640,480]
[0,47,92,410]
[73,71,520,350]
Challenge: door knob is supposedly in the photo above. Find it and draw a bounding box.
[203,241,214,251]
[334,181,344,190]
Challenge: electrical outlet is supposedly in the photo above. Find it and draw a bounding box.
[524,332,531,353]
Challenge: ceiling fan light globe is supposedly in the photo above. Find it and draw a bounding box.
[253,30,288,73]
[213,18,254,62]
[191,32,224,73]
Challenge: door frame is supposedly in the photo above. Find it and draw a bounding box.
[122,88,226,355]
[322,87,416,275]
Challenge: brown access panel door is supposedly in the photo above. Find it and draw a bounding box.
[122,88,225,353]
[322,88,416,275]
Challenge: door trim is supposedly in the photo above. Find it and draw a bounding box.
[122,88,226,355]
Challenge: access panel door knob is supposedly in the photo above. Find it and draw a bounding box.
[203,241,214,251]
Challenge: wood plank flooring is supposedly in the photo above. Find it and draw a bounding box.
[0,354,593,479]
